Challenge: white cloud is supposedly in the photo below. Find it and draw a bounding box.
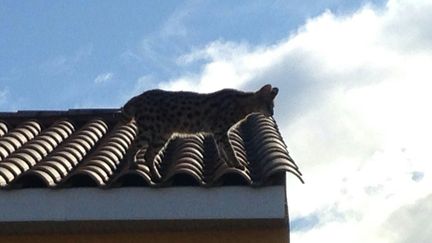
[157,0,432,242]
[40,45,93,75]
[160,2,195,38]
[384,193,432,243]
[93,72,114,84]
[0,88,8,106]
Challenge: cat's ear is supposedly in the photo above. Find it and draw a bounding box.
[257,84,272,96]
[257,84,278,100]
[270,87,278,99]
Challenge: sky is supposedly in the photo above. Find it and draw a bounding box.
[1,0,431,242]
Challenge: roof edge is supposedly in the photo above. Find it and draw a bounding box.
[0,108,121,117]
[0,186,287,228]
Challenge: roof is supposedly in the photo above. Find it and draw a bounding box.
[0,109,303,189]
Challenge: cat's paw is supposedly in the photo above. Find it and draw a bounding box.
[128,160,139,170]
[149,165,162,181]
[227,158,246,170]
[233,163,246,171]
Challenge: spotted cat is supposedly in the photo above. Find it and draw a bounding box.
[122,84,279,177]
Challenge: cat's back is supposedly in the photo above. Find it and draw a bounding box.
[124,89,207,117]
[130,88,243,104]
[125,89,197,107]
[124,88,247,119]
[143,89,207,106]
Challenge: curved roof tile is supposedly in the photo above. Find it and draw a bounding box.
[65,122,136,187]
[0,121,42,160]
[0,110,303,188]
[0,121,8,137]
[0,120,74,187]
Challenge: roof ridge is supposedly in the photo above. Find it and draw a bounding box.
[0,108,121,117]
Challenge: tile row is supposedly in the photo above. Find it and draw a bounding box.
[0,113,303,188]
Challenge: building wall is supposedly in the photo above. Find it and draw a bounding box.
[0,227,289,243]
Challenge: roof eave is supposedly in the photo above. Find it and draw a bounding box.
[0,185,288,233]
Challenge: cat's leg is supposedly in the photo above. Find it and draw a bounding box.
[215,133,245,170]
[126,138,148,169]
[144,140,166,180]
[126,141,138,169]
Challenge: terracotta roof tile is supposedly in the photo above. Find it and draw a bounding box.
[0,109,303,188]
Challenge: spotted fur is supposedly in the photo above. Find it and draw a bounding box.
[122,84,278,178]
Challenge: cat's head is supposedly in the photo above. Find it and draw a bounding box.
[255,84,278,117]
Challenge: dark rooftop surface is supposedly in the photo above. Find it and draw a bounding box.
[0,109,303,188]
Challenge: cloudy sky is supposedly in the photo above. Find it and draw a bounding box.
[1,0,431,241]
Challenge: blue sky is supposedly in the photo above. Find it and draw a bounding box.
[2,1,432,242]
[1,0,385,110]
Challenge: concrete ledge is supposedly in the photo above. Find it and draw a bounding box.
[0,186,287,232]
